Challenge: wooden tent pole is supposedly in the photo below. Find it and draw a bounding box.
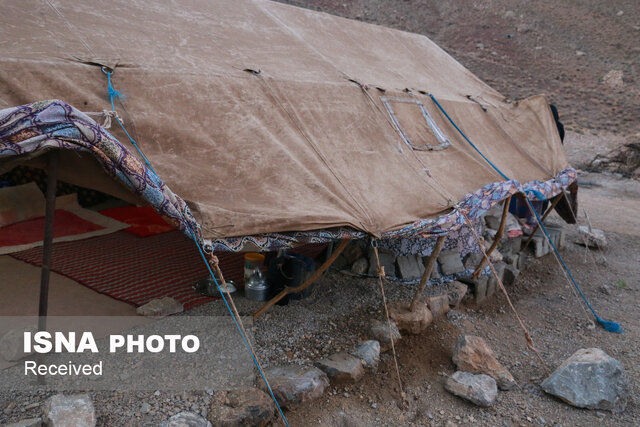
[253,239,348,320]
[472,196,511,278]
[410,235,446,311]
[522,195,563,251]
[38,151,58,333]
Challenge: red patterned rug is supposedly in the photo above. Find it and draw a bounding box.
[10,230,327,310]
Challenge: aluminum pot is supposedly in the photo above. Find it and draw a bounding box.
[245,270,269,301]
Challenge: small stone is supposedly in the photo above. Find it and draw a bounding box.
[3,418,42,427]
[541,348,630,412]
[388,301,433,334]
[141,402,151,414]
[208,389,274,427]
[444,371,497,407]
[315,353,365,384]
[350,257,368,275]
[602,70,624,88]
[452,335,516,390]
[43,394,96,427]
[447,281,468,307]
[164,412,212,427]
[438,250,465,275]
[0,326,37,362]
[371,402,378,409]
[261,365,329,409]
[352,340,380,369]
[136,296,183,317]
[423,294,450,319]
[576,50,586,56]
[370,320,401,352]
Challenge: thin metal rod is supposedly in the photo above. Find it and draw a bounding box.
[253,239,349,320]
[473,196,511,278]
[522,195,562,251]
[410,235,446,311]
[38,151,58,332]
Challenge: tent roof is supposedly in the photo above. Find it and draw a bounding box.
[0,0,569,240]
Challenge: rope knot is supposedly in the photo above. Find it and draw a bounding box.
[377,265,386,279]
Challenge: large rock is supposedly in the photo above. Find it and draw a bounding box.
[369,320,401,352]
[163,412,212,427]
[396,255,425,280]
[452,335,516,390]
[447,281,468,307]
[388,301,432,334]
[314,353,365,384]
[0,326,37,362]
[437,250,465,276]
[463,252,483,269]
[208,389,274,427]
[136,296,183,317]
[501,264,519,286]
[261,365,329,409]
[444,371,497,407]
[43,394,96,427]
[351,340,380,369]
[423,294,450,319]
[541,348,630,412]
[367,248,396,277]
[577,226,607,249]
[350,258,368,275]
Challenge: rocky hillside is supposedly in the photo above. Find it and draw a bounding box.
[278,0,639,138]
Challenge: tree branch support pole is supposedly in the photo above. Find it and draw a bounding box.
[410,235,446,311]
[472,196,511,278]
[38,151,58,333]
[522,195,563,251]
[253,239,349,320]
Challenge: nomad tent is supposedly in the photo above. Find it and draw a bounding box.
[1,0,575,265]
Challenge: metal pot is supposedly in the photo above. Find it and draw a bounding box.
[194,278,236,297]
[245,269,269,301]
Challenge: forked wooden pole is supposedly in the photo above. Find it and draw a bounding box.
[253,239,349,320]
[410,235,446,311]
[522,195,562,251]
[472,196,511,278]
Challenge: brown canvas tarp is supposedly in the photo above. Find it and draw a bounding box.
[0,0,568,239]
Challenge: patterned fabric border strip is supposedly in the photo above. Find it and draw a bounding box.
[0,100,201,238]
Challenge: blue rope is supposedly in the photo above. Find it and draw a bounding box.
[101,70,291,424]
[428,94,509,181]
[429,93,622,333]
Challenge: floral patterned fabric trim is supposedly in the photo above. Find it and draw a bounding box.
[0,100,201,238]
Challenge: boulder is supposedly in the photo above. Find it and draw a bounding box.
[501,264,519,286]
[437,250,465,276]
[43,394,96,427]
[388,301,432,334]
[396,255,425,280]
[163,412,212,427]
[314,353,365,384]
[452,335,516,390]
[369,320,401,352]
[136,296,183,317]
[350,258,368,275]
[208,389,274,427]
[0,326,37,362]
[261,365,329,409]
[351,340,380,369]
[447,281,468,307]
[423,294,450,319]
[367,248,396,277]
[541,348,630,412]
[444,371,497,407]
[577,226,607,249]
[462,252,482,269]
